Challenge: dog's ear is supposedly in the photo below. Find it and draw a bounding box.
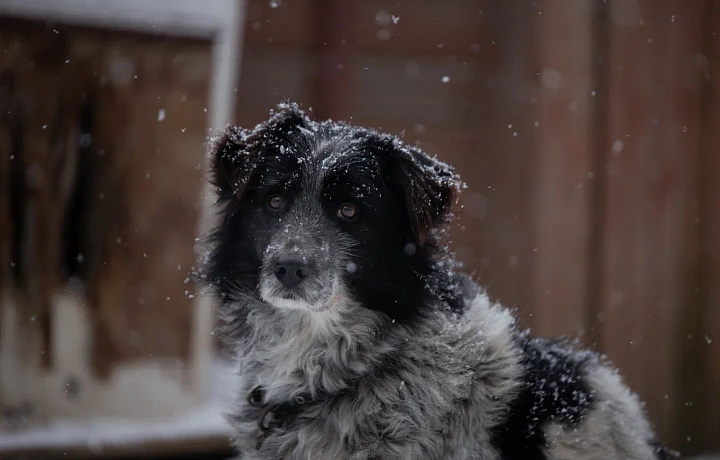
[210,102,310,201]
[392,142,461,246]
[211,125,251,201]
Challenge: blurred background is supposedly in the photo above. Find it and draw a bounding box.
[0,0,718,458]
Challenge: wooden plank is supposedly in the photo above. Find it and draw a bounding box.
[243,0,316,48]
[0,69,13,337]
[350,55,483,127]
[531,0,594,339]
[353,0,486,56]
[697,0,720,451]
[243,0,486,57]
[677,3,720,452]
[0,19,86,370]
[234,49,312,126]
[310,0,356,120]
[599,0,704,448]
[75,34,210,377]
[452,1,539,323]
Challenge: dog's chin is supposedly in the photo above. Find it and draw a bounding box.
[262,294,320,311]
[258,273,349,313]
[258,282,327,312]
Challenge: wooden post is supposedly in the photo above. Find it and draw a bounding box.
[599,0,704,447]
[532,0,594,340]
[463,1,539,327]
[696,0,720,451]
[311,0,355,121]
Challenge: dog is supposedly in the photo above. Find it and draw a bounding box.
[202,102,676,460]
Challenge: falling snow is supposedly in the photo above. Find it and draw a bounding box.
[612,140,624,154]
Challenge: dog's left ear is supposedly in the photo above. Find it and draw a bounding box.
[392,142,461,246]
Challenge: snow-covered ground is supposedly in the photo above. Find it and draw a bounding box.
[0,402,230,451]
[0,357,238,454]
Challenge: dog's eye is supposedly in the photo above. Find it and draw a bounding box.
[338,203,359,220]
[267,194,285,210]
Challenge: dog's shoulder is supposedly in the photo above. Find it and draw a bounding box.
[447,278,662,459]
[487,333,596,458]
[476,313,672,460]
[443,285,594,458]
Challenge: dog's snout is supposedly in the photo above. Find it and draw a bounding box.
[273,254,311,288]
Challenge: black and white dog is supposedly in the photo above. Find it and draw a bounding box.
[204,102,675,460]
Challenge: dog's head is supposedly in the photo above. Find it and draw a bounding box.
[207,102,460,321]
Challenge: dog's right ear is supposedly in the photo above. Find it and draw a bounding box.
[210,125,252,201]
[210,102,310,201]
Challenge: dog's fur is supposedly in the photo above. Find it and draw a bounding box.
[203,102,676,460]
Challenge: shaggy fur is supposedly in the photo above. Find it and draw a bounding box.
[203,102,676,460]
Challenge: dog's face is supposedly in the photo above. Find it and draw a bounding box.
[207,103,458,321]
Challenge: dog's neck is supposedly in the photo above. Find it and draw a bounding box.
[237,295,400,403]
[229,264,470,405]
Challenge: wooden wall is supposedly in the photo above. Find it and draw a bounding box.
[0,18,211,424]
[235,0,720,454]
[697,0,720,448]
[0,1,716,456]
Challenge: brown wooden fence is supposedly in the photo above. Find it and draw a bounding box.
[0,0,717,456]
[236,0,720,454]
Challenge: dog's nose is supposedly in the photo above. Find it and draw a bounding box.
[273,254,310,288]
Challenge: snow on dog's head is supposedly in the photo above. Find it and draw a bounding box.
[206,102,460,321]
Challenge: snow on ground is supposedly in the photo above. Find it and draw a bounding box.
[0,357,238,452]
[0,402,231,451]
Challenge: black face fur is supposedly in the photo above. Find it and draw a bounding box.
[206,102,460,322]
